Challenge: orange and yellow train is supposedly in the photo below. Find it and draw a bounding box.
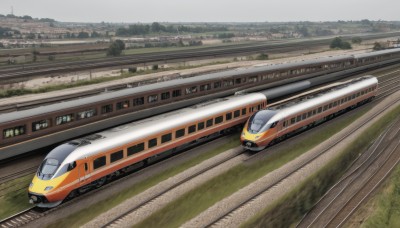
[241,76,378,150]
[29,93,267,207]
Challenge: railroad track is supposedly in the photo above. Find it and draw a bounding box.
[0,40,327,80]
[2,31,399,80]
[1,70,399,227]
[0,135,241,228]
[199,76,400,227]
[0,167,38,185]
[296,117,400,228]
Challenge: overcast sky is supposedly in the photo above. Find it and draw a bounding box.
[0,0,398,23]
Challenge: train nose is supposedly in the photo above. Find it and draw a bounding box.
[242,140,258,148]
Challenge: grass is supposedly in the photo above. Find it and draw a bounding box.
[358,160,400,227]
[46,133,240,228]
[0,174,34,220]
[134,106,371,228]
[0,60,230,99]
[242,104,400,228]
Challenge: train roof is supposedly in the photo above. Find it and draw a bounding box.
[0,55,352,124]
[59,93,266,166]
[268,76,378,123]
[353,48,400,59]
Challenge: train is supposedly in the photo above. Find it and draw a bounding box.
[241,76,378,150]
[28,75,377,207]
[28,93,267,207]
[2,48,399,160]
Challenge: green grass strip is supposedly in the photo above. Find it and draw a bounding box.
[46,133,240,228]
[360,160,400,227]
[242,104,400,228]
[134,106,370,228]
[0,174,33,220]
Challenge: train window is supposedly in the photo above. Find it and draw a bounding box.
[32,119,50,132]
[186,86,197,94]
[101,104,113,114]
[215,116,223,124]
[341,99,345,104]
[116,100,130,110]
[223,80,234,87]
[302,113,307,119]
[242,108,247,115]
[323,105,328,111]
[351,94,356,99]
[77,109,97,120]
[258,104,261,110]
[85,163,88,171]
[93,156,106,170]
[128,143,145,155]
[110,150,124,163]
[318,107,323,113]
[148,95,158,103]
[290,117,296,125]
[313,110,317,115]
[56,114,74,125]
[189,125,196,134]
[361,91,365,95]
[283,121,287,127]
[249,76,258,83]
[172,89,182,97]
[206,119,213,127]
[235,78,242,84]
[234,110,240,118]
[333,101,337,107]
[148,138,157,148]
[200,84,211,91]
[161,133,172,143]
[296,115,301,122]
[161,92,170,100]
[329,103,333,109]
[214,81,222,89]
[357,92,360,97]
[226,112,232,121]
[308,111,312,117]
[176,129,185,138]
[133,97,145,106]
[198,122,205,130]
[3,125,26,139]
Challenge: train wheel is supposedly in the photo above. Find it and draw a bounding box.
[95,177,107,188]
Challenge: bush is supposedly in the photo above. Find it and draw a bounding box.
[373,42,384,51]
[256,53,269,60]
[330,37,352,50]
[128,67,137,73]
[152,64,159,70]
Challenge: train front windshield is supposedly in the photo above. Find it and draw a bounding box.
[247,110,277,134]
[38,158,60,180]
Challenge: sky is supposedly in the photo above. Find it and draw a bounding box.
[0,0,398,23]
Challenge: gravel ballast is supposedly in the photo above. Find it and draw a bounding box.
[182,91,400,228]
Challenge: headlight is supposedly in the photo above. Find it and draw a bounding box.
[44,186,53,191]
[29,182,34,188]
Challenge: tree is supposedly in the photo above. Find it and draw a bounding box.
[77,32,90,38]
[107,40,126,56]
[373,42,384,51]
[330,37,352,50]
[256,53,269,60]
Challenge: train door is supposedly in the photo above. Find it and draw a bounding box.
[78,162,91,186]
